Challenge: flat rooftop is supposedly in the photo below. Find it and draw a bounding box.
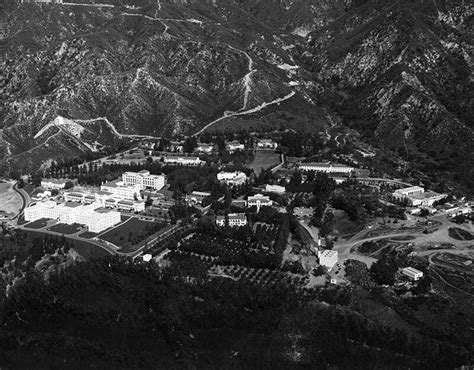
[409,191,444,200]
[65,202,82,208]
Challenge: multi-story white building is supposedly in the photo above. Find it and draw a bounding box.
[216,213,247,227]
[24,201,61,221]
[401,267,423,281]
[393,186,425,198]
[393,186,446,206]
[41,178,68,190]
[163,156,205,166]
[100,180,141,200]
[217,171,248,186]
[64,192,85,203]
[117,200,145,213]
[318,250,338,270]
[298,162,354,174]
[24,201,120,233]
[265,184,286,194]
[247,194,272,211]
[122,170,165,190]
[226,141,245,153]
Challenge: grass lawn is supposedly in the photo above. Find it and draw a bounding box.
[99,217,167,253]
[24,218,50,229]
[71,240,111,259]
[21,229,110,260]
[48,223,83,234]
[0,182,23,214]
[248,150,280,174]
[79,231,99,239]
[333,209,366,238]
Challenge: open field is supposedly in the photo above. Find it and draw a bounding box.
[99,217,167,252]
[47,223,83,235]
[248,150,280,174]
[0,181,23,214]
[24,218,49,229]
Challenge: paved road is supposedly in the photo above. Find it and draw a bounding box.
[271,153,285,173]
[356,177,413,187]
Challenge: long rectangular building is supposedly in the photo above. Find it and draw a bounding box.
[298,162,354,174]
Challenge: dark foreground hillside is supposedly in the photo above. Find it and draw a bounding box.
[0,257,470,369]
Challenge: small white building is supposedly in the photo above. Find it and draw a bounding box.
[217,171,248,186]
[318,250,338,270]
[163,156,205,166]
[142,254,153,262]
[122,170,165,190]
[299,162,354,174]
[185,191,211,206]
[401,267,423,281]
[226,141,245,153]
[196,143,214,154]
[264,184,286,194]
[41,178,68,190]
[256,139,278,149]
[216,213,247,227]
[247,194,272,211]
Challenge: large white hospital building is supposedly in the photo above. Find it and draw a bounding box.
[24,201,121,233]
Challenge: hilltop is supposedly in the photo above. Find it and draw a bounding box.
[0,0,472,191]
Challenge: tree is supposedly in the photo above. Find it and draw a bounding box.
[183,137,197,153]
[370,255,397,285]
[419,208,430,217]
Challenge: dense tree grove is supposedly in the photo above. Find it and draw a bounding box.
[0,256,469,368]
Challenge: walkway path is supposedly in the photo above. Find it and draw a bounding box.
[193,91,295,136]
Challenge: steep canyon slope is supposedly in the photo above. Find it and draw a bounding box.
[0,0,472,190]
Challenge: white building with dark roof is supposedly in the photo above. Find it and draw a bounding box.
[265,184,286,194]
[216,213,247,227]
[247,194,272,211]
[217,171,247,186]
[117,200,145,213]
[226,141,245,153]
[41,178,68,190]
[163,156,205,166]
[298,162,354,174]
[196,143,215,154]
[401,267,423,281]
